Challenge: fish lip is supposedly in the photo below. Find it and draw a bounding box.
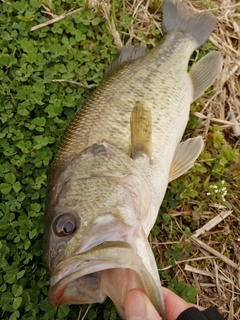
[50,241,134,284]
[49,262,113,306]
[48,240,166,320]
[48,241,150,314]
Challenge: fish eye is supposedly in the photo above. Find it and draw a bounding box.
[54,213,77,237]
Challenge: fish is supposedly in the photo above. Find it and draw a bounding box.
[43,0,222,319]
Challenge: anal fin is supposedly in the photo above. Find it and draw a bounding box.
[190,51,222,102]
[169,136,204,182]
[130,101,152,159]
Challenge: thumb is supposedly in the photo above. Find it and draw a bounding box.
[125,289,162,320]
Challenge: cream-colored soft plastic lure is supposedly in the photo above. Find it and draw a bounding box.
[43,0,222,319]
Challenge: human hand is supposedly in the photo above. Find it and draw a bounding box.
[125,287,204,320]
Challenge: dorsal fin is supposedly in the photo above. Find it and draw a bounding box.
[104,44,147,79]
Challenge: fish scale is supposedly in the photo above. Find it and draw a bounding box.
[54,34,193,176]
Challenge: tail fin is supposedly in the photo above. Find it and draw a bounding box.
[162,0,216,47]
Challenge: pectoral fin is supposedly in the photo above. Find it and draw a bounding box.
[189,51,222,102]
[130,101,152,159]
[169,136,204,182]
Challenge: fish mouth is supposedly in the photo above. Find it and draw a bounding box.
[49,241,162,318]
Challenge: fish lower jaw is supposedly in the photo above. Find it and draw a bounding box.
[49,265,145,319]
[49,262,113,306]
[48,241,154,318]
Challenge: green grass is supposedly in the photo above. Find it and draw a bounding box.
[0,1,239,320]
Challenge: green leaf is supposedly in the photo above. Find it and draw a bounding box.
[18,107,29,116]
[42,305,57,320]
[30,203,41,212]
[13,181,22,193]
[57,305,70,318]
[29,229,37,239]
[1,291,13,305]
[9,310,20,320]
[175,281,185,293]
[183,286,197,303]
[30,0,42,8]
[13,296,22,310]
[33,81,45,92]
[91,17,101,26]
[17,192,26,202]
[12,284,23,297]
[0,54,17,67]
[20,38,35,53]
[172,250,181,260]
[14,235,21,243]
[0,183,12,195]
[24,239,31,250]
[44,69,53,83]
[0,257,8,268]
[17,270,25,280]
[4,172,16,184]
[32,117,46,126]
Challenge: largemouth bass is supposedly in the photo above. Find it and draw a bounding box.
[43,0,222,318]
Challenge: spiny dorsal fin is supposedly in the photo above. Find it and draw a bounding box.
[169,136,204,182]
[130,101,152,159]
[189,51,222,102]
[104,44,147,79]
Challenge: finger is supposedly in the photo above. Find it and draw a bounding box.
[125,289,162,320]
[162,287,204,320]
